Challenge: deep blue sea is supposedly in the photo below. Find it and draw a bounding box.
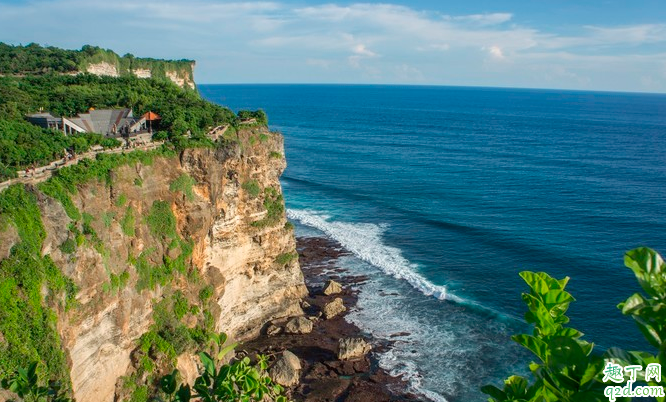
[200,84,666,401]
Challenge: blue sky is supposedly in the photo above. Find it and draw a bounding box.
[1,0,665,92]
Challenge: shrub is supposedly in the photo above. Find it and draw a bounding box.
[169,174,195,201]
[0,185,76,387]
[59,238,76,254]
[158,333,289,402]
[199,285,213,303]
[251,188,285,229]
[241,180,261,199]
[121,206,135,236]
[146,200,177,240]
[101,211,115,228]
[275,252,298,266]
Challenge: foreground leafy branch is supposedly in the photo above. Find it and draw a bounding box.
[158,333,289,402]
[483,247,666,402]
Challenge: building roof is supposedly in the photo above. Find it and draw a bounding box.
[142,111,161,121]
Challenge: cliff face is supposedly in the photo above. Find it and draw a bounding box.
[85,61,196,89]
[0,129,306,402]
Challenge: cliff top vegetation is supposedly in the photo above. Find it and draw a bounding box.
[0,43,194,78]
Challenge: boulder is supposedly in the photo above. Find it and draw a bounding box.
[323,298,346,319]
[284,316,314,334]
[266,324,282,336]
[323,280,343,295]
[338,337,372,361]
[269,350,302,387]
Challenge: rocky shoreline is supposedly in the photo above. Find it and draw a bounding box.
[243,236,424,402]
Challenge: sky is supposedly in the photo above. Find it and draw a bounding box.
[1,0,666,92]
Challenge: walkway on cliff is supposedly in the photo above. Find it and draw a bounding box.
[0,124,229,194]
[0,141,164,193]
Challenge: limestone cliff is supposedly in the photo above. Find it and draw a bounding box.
[84,60,196,89]
[0,128,306,402]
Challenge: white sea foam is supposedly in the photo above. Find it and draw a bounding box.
[288,208,516,401]
[287,209,451,301]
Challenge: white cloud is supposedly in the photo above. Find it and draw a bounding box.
[0,0,665,91]
[451,13,513,26]
[352,44,377,57]
[486,45,505,59]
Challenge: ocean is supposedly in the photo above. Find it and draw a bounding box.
[199,84,666,401]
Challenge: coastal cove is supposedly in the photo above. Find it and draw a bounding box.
[201,84,666,401]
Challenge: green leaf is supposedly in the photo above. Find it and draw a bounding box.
[176,384,191,402]
[480,384,506,400]
[217,341,238,360]
[618,293,646,315]
[199,352,216,376]
[218,332,228,347]
[548,336,588,369]
[625,247,666,298]
[513,334,549,363]
[161,370,178,394]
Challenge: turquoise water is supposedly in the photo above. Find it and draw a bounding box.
[200,84,666,401]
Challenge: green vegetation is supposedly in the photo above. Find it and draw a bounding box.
[101,211,115,228]
[58,238,76,255]
[132,201,194,291]
[121,206,135,236]
[159,333,290,402]
[1,362,72,402]
[133,249,173,291]
[2,332,290,402]
[0,43,194,82]
[0,119,120,180]
[146,200,177,240]
[241,179,261,199]
[284,221,295,231]
[199,285,214,303]
[0,42,275,180]
[275,252,298,266]
[102,270,130,294]
[38,150,172,223]
[483,247,666,402]
[115,194,128,207]
[0,185,77,388]
[251,187,285,229]
[237,110,268,126]
[169,174,196,201]
[269,151,282,159]
[0,73,233,140]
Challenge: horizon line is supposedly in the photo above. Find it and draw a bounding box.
[196,82,666,96]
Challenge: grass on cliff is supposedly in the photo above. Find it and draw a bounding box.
[169,174,196,201]
[251,187,285,229]
[241,179,261,199]
[275,252,298,266]
[38,149,174,223]
[0,184,77,387]
[130,201,194,291]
